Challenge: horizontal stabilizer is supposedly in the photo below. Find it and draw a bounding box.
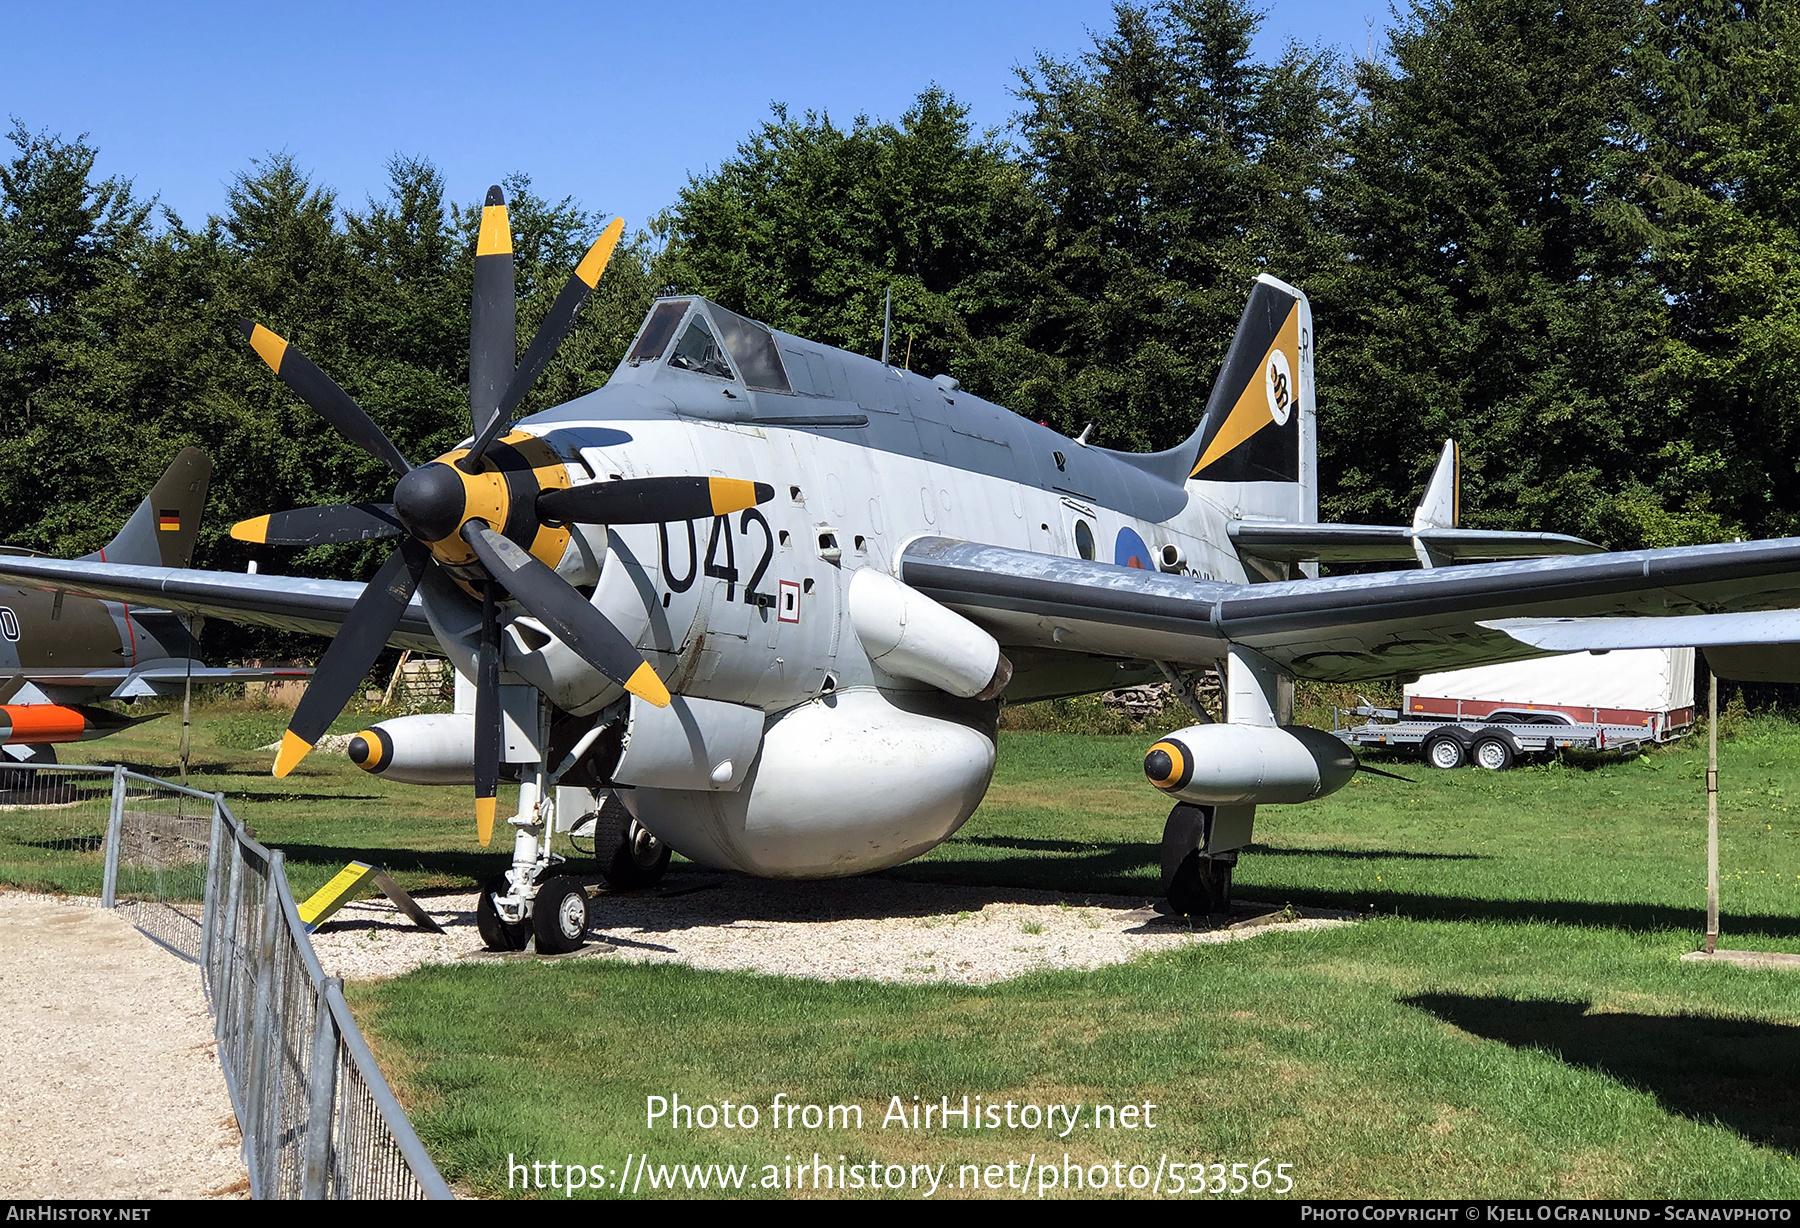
[1481,611,1800,651]
[1229,522,1601,564]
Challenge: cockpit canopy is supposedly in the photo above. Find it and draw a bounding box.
[624,298,792,394]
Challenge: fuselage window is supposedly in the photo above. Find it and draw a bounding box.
[708,302,793,394]
[627,300,688,365]
[669,314,735,380]
[1074,519,1095,561]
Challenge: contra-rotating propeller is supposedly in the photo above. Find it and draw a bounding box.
[232,185,773,844]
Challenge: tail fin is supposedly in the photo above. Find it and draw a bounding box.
[1185,275,1316,523]
[80,447,212,569]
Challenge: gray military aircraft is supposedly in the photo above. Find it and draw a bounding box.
[0,448,309,762]
[1,185,1794,951]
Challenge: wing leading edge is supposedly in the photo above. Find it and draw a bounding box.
[897,536,1800,682]
[0,557,439,652]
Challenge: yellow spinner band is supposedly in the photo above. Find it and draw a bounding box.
[352,730,385,770]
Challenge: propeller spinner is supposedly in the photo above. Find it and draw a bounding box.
[233,186,771,842]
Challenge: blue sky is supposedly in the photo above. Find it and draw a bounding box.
[2,1,1388,232]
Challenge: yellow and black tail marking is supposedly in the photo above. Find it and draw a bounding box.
[1189,280,1305,483]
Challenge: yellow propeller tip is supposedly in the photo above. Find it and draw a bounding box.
[230,515,270,545]
[476,796,497,846]
[574,217,626,288]
[246,323,288,373]
[625,661,671,708]
[272,730,313,778]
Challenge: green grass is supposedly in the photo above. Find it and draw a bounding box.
[6,704,1800,1197]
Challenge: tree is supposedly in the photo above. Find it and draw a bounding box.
[654,88,1038,399]
[1010,0,1349,448]
[1324,0,1670,541]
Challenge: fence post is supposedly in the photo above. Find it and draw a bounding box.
[100,763,125,908]
[302,977,342,1199]
[199,795,226,983]
[242,848,283,1198]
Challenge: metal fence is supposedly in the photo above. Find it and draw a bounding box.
[1,762,452,1200]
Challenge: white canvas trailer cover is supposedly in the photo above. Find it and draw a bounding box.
[1403,648,1695,732]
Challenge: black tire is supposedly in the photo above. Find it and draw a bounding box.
[476,872,530,951]
[591,793,670,889]
[1424,735,1465,770]
[1166,849,1233,916]
[532,876,589,954]
[1472,735,1514,771]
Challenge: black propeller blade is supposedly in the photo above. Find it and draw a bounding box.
[237,319,412,477]
[231,503,403,547]
[467,185,516,452]
[466,218,626,468]
[474,583,502,845]
[537,476,774,526]
[273,539,431,777]
[461,521,669,709]
[1357,762,1417,784]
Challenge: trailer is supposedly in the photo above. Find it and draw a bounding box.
[1335,648,1695,769]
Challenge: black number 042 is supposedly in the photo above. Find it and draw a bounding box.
[660,511,774,608]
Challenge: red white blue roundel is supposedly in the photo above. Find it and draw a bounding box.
[1115,527,1152,570]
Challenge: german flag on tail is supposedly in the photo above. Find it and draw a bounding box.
[157,510,181,532]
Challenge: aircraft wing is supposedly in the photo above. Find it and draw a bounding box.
[896,535,1800,682]
[1228,521,1602,563]
[0,557,439,653]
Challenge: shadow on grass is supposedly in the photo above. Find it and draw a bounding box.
[269,842,502,883]
[1270,885,1800,939]
[1246,844,1488,862]
[1406,994,1800,1154]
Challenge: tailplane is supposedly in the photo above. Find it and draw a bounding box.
[80,447,212,569]
[1184,275,1316,524]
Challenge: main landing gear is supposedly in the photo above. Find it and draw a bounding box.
[1160,802,1237,916]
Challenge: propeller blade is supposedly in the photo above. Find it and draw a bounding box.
[231,503,403,546]
[468,185,515,444]
[537,476,774,526]
[1357,762,1417,784]
[237,319,412,477]
[466,218,626,466]
[272,539,430,777]
[461,521,670,708]
[474,583,502,845]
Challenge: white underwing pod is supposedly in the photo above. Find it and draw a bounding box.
[348,713,476,785]
[848,568,1011,700]
[1144,723,1356,805]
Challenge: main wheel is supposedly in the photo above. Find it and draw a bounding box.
[1473,736,1514,771]
[591,794,670,889]
[532,876,590,954]
[1425,735,1465,769]
[1166,850,1233,916]
[476,872,530,951]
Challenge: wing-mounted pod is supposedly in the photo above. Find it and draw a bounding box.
[348,714,477,785]
[1144,724,1355,806]
[847,568,1012,700]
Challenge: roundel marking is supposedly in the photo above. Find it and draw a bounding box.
[1265,347,1293,426]
[1114,526,1152,570]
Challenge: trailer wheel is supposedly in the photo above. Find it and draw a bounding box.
[1473,736,1514,771]
[1425,735,1465,769]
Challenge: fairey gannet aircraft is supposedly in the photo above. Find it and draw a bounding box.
[3,185,1798,952]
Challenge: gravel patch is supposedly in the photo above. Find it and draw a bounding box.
[0,891,247,1199]
[309,873,1356,985]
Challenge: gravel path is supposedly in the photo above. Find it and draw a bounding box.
[0,892,247,1199]
[310,872,1355,985]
